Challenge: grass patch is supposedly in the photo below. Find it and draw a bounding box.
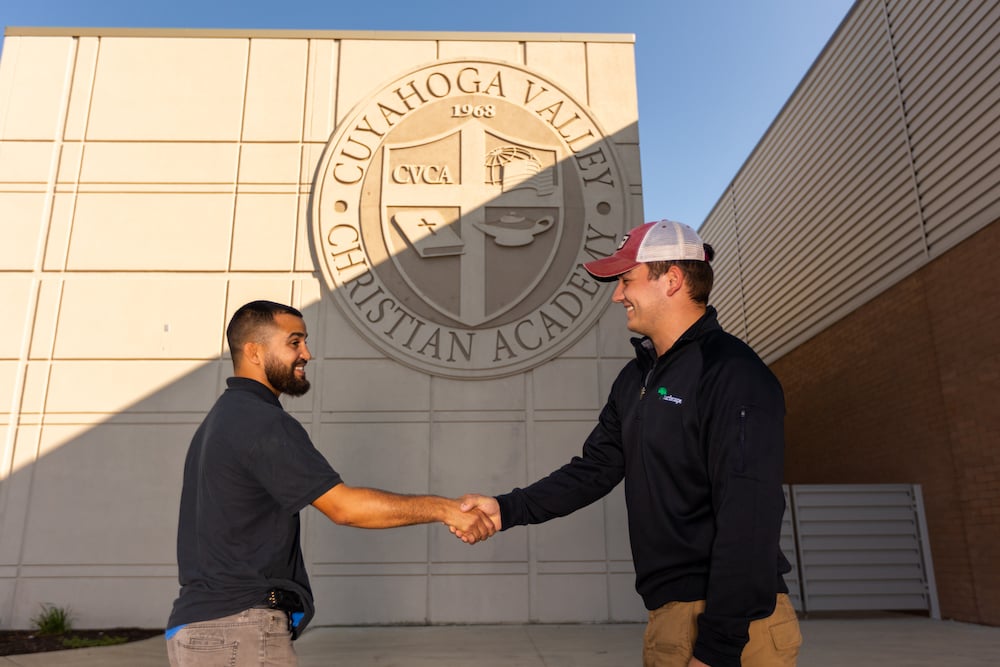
[31,604,73,635]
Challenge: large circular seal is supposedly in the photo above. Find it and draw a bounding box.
[312,59,629,378]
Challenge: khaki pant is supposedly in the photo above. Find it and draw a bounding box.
[166,608,297,667]
[643,594,801,667]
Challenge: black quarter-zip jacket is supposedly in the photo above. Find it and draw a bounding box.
[497,307,790,667]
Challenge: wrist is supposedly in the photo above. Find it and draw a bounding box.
[434,496,456,523]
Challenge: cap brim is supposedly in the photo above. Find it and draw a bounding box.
[583,255,640,280]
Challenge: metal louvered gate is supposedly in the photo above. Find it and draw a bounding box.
[780,485,804,611]
[780,484,939,618]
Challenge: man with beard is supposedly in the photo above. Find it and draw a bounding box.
[166,300,495,667]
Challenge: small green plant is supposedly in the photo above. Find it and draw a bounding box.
[31,603,73,635]
[61,635,127,649]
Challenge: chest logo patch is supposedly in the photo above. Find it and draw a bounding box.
[657,387,683,405]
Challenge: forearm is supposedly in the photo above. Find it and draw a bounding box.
[313,484,454,528]
[494,411,625,529]
[498,454,623,529]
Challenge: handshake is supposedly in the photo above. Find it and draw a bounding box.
[445,494,501,545]
[311,485,504,544]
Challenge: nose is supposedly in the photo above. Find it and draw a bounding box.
[612,278,626,303]
[300,342,312,362]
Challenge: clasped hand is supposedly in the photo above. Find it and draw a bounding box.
[447,494,501,544]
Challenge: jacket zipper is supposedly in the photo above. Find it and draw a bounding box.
[639,368,654,400]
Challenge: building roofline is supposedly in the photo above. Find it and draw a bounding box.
[3,26,635,43]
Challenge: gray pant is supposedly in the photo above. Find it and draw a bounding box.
[166,608,297,667]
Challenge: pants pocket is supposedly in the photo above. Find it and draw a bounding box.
[169,632,238,667]
[769,615,803,652]
[741,595,802,667]
[643,601,702,667]
[264,615,297,664]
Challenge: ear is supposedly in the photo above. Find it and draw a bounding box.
[664,265,686,298]
[241,340,264,368]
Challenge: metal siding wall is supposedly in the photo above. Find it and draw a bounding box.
[702,188,746,339]
[700,0,1000,362]
[892,0,1000,256]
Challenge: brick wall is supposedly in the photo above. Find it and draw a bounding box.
[771,220,1000,625]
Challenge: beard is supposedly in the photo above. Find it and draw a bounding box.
[264,356,311,397]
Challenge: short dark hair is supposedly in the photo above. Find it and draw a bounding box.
[646,243,716,304]
[227,300,303,363]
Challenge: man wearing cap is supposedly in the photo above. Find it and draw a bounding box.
[458,221,801,667]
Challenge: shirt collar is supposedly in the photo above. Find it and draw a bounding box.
[225,376,282,407]
[631,306,721,366]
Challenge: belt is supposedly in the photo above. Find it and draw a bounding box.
[262,588,302,613]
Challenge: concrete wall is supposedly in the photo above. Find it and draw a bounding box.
[0,29,645,629]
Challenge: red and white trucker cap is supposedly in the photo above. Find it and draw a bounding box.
[583,220,709,279]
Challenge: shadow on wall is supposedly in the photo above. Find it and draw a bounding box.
[0,115,642,629]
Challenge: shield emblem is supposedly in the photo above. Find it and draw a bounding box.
[381,120,564,327]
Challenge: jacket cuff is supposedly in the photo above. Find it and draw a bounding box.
[693,616,748,667]
[496,491,522,531]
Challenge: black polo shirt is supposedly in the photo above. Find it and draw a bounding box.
[167,377,342,637]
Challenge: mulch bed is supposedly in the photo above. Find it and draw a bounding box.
[0,628,163,656]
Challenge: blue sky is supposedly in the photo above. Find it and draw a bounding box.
[0,0,855,226]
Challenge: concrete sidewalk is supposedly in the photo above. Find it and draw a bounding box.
[2,615,998,666]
